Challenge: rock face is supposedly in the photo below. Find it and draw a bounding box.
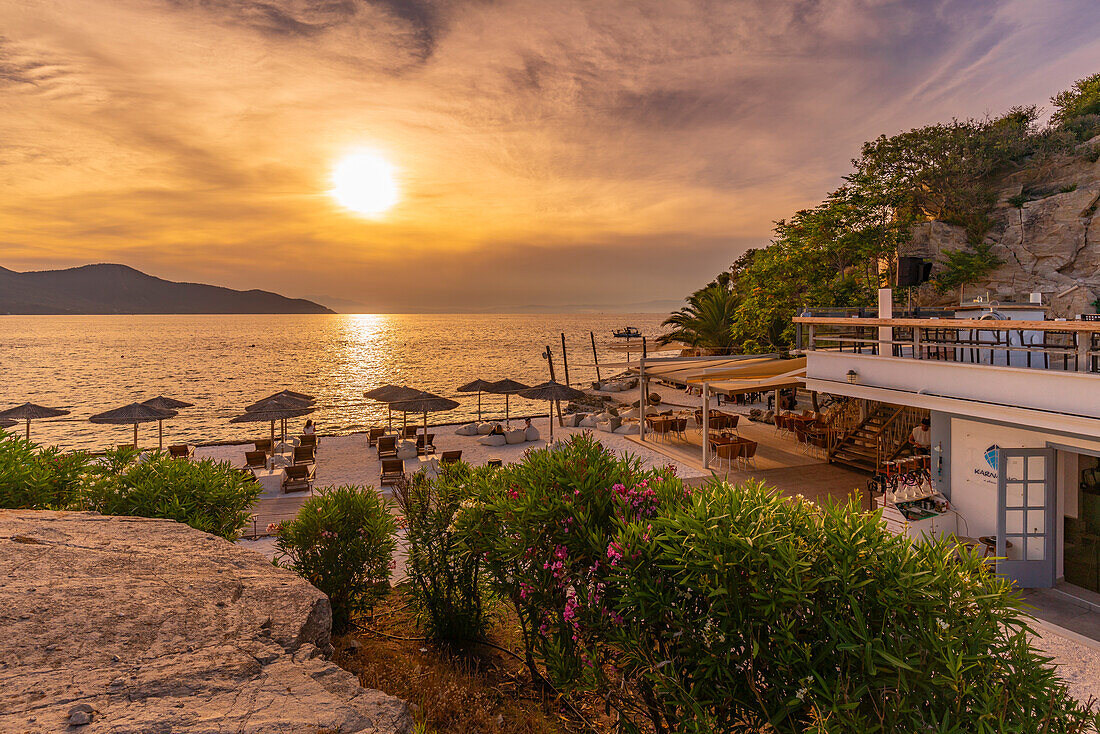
[0,510,412,734]
[906,136,1100,317]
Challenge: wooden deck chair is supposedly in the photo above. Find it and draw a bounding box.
[368,427,385,447]
[377,435,398,460]
[283,463,315,493]
[403,425,419,439]
[739,440,758,470]
[168,444,194,459]
[380,459,405,487]
[416,433,435,455]
[440,450,462,465]
[298,434,318,451]
[244,450,267,469]
[293,446,315,465]
[255,438,273,455]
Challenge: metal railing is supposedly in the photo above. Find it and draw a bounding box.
[793,317,1100,374]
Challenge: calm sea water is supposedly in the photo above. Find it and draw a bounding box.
[0,314,669,450]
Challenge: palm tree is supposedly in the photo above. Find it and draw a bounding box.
[660,284,740,354]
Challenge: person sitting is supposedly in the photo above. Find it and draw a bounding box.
[909,417,931,454]
[303,419,316,436]
[489,423,505,436]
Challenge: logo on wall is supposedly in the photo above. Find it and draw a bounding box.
[985,445,1000,469]
[975,444,1000,482]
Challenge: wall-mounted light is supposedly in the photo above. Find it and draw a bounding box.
[846,369,859,384]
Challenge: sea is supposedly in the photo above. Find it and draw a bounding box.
[0,314,670,451]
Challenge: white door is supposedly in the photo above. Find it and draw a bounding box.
[997,448,1056,588]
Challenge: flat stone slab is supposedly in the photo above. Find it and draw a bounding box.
[0,510,412,733]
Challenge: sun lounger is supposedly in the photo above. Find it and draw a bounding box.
[380,459,405,486]
[298,434,318,451]
[403,426,419,439]
[283,463,315,493]
[416,433,436,455]
[377,435,398,460]
[293,446,315,465]
[440,450,462,465]
[368,427,385,446]
[244,450,267,469]
[255,438,274,455]
[168,444,194,459]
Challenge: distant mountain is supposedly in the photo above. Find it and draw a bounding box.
[0,264,334,315]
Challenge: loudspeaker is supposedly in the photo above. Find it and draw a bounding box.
[897,257,931,287]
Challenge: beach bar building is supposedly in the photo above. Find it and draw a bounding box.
[795,292,1100,599]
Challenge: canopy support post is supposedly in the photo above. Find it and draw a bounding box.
[638,360,646,442]
[703,382,710,470]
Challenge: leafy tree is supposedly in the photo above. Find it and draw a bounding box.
[1051,72,1100,127]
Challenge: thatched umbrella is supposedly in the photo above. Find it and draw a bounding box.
[389,393,460,445]
[141,396,195,450]
[365,385,427,432]
[90,403,176,449]
[246,392,315,444]
[230,404,315,448]
[484,379,530,428]
[457,379,496,423]
[1,418,17,430]
[0,403,72,441]
[518,381,587,442]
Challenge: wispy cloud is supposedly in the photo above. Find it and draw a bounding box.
[1,0,1098,310]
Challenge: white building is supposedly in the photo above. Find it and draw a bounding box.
[796,301,1100,598]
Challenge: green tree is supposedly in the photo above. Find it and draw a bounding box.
[660,282,740,354]
[1051,72,1100,126]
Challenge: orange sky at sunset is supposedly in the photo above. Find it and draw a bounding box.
[3,0,1100,311]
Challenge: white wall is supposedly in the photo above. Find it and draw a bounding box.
[948,417,1100,579]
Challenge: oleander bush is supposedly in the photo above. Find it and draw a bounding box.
[273,484,397,633]
[0,430,91,510]
[453,434,1098,733]
[83,449,261,540]
[392,462,493,643]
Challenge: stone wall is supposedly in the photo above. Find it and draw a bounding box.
[0,510,412,733]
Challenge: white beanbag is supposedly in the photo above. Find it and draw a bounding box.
[579,414,598,428]
[620,408,639,420]
[614,423,640,435]
[455,423,479,436]
[505,429,526,445]
[602,383,620,392]
[478,433,507,447]
[477,423,496,435]
[525,425,540,441]
[596,412,614,423]
[562,413,580,427]
[396,441,418,459]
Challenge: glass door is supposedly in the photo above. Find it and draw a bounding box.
[1065,454,1100,593]
[997,448,1056,588]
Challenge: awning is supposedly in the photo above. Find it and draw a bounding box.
[685,356,806,382]
[705,367,806,395]
[641,356,776,381]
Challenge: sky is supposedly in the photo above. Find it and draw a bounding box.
[2,0,1099,312]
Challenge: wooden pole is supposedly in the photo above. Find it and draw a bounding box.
[560,332,571,387]
[642,336,647,359]
[638,360,646,442]
[159,420,163,450]
[544,346,564,427]
[133,422,138,449]
[590,331,602,382]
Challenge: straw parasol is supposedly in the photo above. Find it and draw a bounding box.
[456,379,497,423]
[484,379,530,428]
[230,404,315,448]
[0,403,72,441]
[90,403,177,449]
[389,393,460,444]
[517,381,587,442]
[1,418,17,430]
[246,391,315,444]
[141,396,194,450]
[365,385,427,432]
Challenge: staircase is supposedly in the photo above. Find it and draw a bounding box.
[827,402,927,473]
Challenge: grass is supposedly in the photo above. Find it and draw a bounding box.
[334,584,619,734]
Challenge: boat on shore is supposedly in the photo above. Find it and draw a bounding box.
[613,326,641,338]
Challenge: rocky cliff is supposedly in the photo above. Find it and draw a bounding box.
[905,135,1100,316]
[0,510,412,733]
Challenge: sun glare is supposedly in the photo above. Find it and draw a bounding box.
[329,150,399,217]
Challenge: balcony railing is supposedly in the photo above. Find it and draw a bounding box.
[793,317,1100,374]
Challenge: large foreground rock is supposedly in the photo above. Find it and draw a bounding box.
[0,510,412,734]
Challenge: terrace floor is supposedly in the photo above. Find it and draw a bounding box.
[628,418,872,509]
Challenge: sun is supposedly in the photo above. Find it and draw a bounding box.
[329,149,399,217]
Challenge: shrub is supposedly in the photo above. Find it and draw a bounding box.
[392,462,492,643]
[610,480,1098,733]
[457,437,1098,733]
[273,484,397,634]
[83,450,261,539]
[0,430,90,510]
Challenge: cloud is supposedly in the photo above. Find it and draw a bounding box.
[1,0,1099,310]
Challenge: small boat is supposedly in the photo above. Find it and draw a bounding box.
[613,326,641,339]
